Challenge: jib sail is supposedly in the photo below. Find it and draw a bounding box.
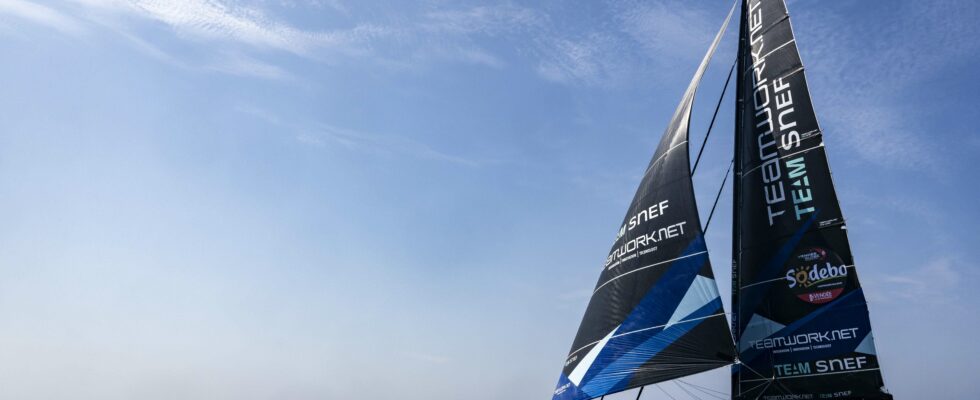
[552,4,738,400]
[731,0,892,398]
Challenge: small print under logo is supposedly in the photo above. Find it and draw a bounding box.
[784,247,848,304]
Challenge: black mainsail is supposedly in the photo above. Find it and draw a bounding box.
[551,4,738,400]
[731,0,892,398]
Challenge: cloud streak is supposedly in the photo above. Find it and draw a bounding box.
[0,0,85,34]
[7,1,729,88]
[309,123,485,167]
[533,1,725,87]
[421,4,544,36]
[204,53,291,80]
[882,257,963,305]
[795,0,980,171]
[72,0,390,56]
[534,33,625,86]
[237,106,487,167]
[615,0,718,62]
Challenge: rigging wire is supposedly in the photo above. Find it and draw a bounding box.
[634,386,644,400]
[673,380,705,400]
[679,384,726,400]
[738,361,769,381]
[737,360,797,399]
[702,159,734,233]
[656,384,679,400]
[753,381,774,400]
[691,56,738,176]
[677,379,727,398]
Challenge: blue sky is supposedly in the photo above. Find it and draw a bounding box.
[0,0,978,399]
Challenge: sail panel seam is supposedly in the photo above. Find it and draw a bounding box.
[610,312,728,341]
[740,141,823,176]
[743,39,795,75]
[643,140,689,176]
[594,251,708,295]
[739,265,855,289]
[739,368,882,383]
[736,218,850,253]
[566,311,731,362]
[755,14,791,42]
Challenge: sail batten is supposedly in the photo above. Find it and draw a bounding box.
[731,1,891,398]
[551,3,739,400]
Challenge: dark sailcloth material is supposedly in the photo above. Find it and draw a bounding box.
[551,5,737,400]
[731,0,892,398]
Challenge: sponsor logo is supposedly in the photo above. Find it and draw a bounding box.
[751,327,859,352]
[773,355,871,378]
[784,247,848,304]
[564,354,578,367]
[554,383,570,396]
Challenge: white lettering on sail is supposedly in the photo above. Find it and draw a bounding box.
[773,356,870,377]
[606,221,687,269]
[748,0,784,226]
[605,199,694,269]
[746,0,815,225]
[751,327,859,351]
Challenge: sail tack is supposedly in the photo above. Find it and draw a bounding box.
[552,5,738,400]
[731,0,891,398]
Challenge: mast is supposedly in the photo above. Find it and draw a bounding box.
[730,0,748,398]
[730,1,892,398]
[550,4,738,400]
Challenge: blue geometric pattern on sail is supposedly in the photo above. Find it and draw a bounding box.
[579,298,722,397]
[737,211,819,337]
[616,235,710,335]
[552,373,590,400]
[739,288,870,366]
[569,235,713,398]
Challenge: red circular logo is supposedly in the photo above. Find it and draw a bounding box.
[784,247,848,304]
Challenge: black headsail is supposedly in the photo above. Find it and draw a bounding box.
[551,4,737,400]
[731,0,891,398]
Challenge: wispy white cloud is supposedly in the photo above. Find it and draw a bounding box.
[452,46,505,68]
[237,106,488,167]
[16,0,726,87]
[59,0,514,77]
[533,0,725,87]
[615,0,717,63]
[377,4,543,71]
[31,0,390,80]
[91,16,293,81]
[535,33,623,86]
[796,0,980,171]
[421,5,544,36]
[403,43,507,70]
[0,0,85,34]
[275,0,349,16]
[308,123,484,167]
[205,53,292,80]
[840,191,956,262]
[103,23,193,68]
[71,0,389,56]
[879,257,963,305]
